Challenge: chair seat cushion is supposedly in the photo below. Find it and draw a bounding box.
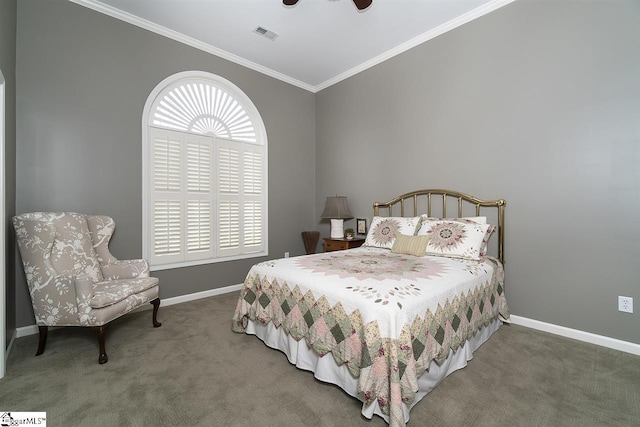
[90,277,159,309]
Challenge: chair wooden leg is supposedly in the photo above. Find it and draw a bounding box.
[94,325,108,364]
[151,298,162,327]
[36,326,48,356]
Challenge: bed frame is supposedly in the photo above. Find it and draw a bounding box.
[373,189,506,264]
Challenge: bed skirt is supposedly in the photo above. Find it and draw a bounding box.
[245,318,502,424]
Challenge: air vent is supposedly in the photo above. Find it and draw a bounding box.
[253,26,279,41]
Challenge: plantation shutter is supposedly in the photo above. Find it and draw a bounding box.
[242,150,263,250]
[185,138,213,260]
[151,132,182,265]
[149,129,214,265]
[217,144,240,255]
[216,140,265,256]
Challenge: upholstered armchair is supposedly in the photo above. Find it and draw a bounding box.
[13,212,161,364]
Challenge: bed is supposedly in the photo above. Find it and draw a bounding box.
[232,189,510,427]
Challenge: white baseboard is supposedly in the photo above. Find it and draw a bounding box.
[510,315,640,356]
[15,324,39,338]
[159,283,243,307]
[14,283,244,339]
[13,289,640,357]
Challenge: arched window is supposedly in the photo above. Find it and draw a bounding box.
[142,71,268,270]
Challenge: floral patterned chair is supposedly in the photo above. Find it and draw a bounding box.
[13,212,161,364]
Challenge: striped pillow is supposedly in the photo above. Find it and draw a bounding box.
[391,234,430,257]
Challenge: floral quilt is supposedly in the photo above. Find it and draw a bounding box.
[232,247,510,427]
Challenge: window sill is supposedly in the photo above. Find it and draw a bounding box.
[150,250,268,271]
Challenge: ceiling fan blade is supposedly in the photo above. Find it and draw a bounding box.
[353,0,372,10]
[284,0,372,10]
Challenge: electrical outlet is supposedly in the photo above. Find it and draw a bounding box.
[284,252,289,258]
[618,296,633,313]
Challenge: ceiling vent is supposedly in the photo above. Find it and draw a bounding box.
[253,26,279,41]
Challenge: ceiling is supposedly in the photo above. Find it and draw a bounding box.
[71,0,514,92]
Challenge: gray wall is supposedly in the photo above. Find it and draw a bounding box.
[14,0,316,327]
[316,0,640,344]
[1,0,17,347]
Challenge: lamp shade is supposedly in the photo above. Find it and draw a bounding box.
[320,196,353,219]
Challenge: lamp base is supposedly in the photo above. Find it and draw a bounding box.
[330,219,344,239]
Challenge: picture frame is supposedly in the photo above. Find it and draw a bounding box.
[356,218,367,235]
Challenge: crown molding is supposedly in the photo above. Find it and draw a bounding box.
[68,0,316,92]
[315,0,517,91]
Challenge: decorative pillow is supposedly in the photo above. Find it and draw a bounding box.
[363,216,421,249]
[391,234,430,256]
[417,218,494,260]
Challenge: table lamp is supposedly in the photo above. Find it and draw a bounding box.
[321,196,353,239]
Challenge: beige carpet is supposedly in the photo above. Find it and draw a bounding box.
[2,291,639,426]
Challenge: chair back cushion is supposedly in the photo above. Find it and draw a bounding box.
[48,213,105,282]
[16,212,104,282]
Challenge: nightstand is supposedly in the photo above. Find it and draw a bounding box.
[323,237,365,252]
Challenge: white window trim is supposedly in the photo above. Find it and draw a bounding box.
[142,71,268,271]
[0,69,6,378]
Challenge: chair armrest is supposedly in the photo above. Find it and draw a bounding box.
[101,259,151,280]
[74,274,96,326]
[28,273,83,327]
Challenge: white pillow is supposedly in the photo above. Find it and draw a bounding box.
[419,214,487,224]
[417,218,494,260]
[363,216,421,249]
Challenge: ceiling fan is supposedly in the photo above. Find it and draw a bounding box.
[283,0,373,11]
